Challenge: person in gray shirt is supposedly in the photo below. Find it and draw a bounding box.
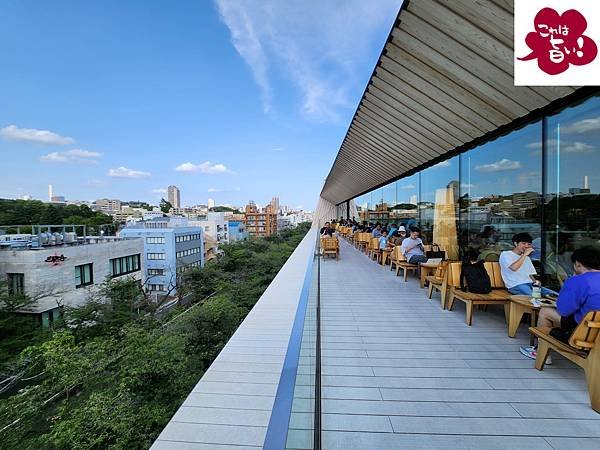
[400,226,428,264]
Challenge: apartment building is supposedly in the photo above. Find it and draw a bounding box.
[243,202,278,238]
[119,217,203,295]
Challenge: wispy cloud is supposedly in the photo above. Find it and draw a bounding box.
[40,149,102,164]
[215,0,400,121]
[208,186,241,193]
[475,159,522,172]
[270,147,286,152]
[527,139,594,155]
[88,178,108,188]
[561,117,600,134]
[175,161,233,174]
[563,142,594,153]
[432,160,451,168]
[152,188,167,194]
[400,183,416,189]
[108,166,151,178]
[0,124,75,145]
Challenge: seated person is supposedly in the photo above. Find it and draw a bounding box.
[520,246,600,360]
[320,222,333,237]
[388,223,398,238]
[499,233,558,297]
[400,226,428,264]
[379,230,388,249]
[395,225,407,243]
[372,224,382,238]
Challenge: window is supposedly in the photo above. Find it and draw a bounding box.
[7,273,24,295]
[110,254,141,277]
[148,268,165,276]
[75,263,93,288]
[146,236,165,244]
[149,283,165,291]
[543,96,600,289]
[147,253,165,260]
[459,122,542,263]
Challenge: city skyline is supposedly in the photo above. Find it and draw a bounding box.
[0,0,401,208]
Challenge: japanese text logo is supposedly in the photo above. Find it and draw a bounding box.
[515,1,600,86]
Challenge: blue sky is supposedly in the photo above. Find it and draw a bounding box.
[0,0,402,209]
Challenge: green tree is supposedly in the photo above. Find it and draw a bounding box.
[159,198,172,213]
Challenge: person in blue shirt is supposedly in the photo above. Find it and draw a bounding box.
[379,230,388,250]
[520,246,600,361]
[372,224,382,238]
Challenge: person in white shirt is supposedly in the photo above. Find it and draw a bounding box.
[400,226,428,264]
[499,233,558,297]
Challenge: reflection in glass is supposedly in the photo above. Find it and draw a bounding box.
[391,175,419,229]
[419,157,459,260]
[459,122,542,263]
[544,96,600,289]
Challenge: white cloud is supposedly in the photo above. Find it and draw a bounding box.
[0,124,75,145]
[88,178,108,188]
[527,139,593,155]
[432,160,451,168]
[40,149,102,164]
[563,142,594,153]
[475,159,522,172]
[400,183,416,189]
[561,117,600,134]
[215,0,400,121]
[208,186,241,193]
[151,188,167,194]
[108,166,151,178]
[175,161,233,174]
[461,183,475,189]
[270,147,285,152]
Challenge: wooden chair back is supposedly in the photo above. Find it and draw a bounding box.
[569,311,600,350]
[321,237,339,251]
[370,237,380,251]
[434,261,450,278]
[447,262,505,289]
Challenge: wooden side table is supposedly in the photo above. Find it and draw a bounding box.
[509,295,556,344]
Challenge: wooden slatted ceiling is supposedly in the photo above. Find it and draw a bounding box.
[320,0,578,205]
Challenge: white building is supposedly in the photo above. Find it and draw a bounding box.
[143,210,165,221]
[0,236,144,326]
[189,212,228,244]
[207,198,215,209]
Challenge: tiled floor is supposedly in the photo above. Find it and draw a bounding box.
[288,238,600,450]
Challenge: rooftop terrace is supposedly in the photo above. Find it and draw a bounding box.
[153,231,600,449]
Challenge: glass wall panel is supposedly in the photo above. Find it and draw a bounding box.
[544,95,600,289]
[354,192,372,223]
[392,174,419,229]
[459,122,542,262]
[419,157,460,259]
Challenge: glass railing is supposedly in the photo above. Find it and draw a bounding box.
[263,230,322,450]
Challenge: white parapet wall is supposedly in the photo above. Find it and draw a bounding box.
[151,227,317,449]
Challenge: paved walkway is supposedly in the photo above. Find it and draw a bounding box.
[289,238,600,449]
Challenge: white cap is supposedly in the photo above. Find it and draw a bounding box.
[398,226,406,232]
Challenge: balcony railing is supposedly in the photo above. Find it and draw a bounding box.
[151,228,321,449]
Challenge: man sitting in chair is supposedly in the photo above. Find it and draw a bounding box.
[400,226,428,264]
[520,246,600,360]
[320,222,334,237]
[499,233,558,297]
